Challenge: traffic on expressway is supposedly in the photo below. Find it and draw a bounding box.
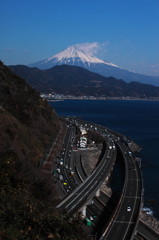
[54,117,143,240]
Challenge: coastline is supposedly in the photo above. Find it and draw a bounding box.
[46,96,159,102]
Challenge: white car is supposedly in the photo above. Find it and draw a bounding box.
[127,206,131,212]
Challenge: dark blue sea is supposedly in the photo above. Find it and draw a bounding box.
[50,100,159,218]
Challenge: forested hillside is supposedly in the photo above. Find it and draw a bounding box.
[10,64,159,98]
[0,61,86,240]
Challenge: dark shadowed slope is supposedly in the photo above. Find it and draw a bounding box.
[10,64,159,98]
[0,61,87,240]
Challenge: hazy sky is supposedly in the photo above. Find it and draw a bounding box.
[1,0,159,76]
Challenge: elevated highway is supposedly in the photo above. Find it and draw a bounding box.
[56,138,116,214]
[55,117,158,240]
[99,140,142,240]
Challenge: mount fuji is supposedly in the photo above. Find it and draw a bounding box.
[28,46,159,86]
[29,46,119,69]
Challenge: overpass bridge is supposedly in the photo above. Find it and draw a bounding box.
[54,117,158,240]
[56,136,116,214]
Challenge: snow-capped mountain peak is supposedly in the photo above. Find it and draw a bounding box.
[29,45,119,69]
[25,44,159,86]
[47,46,106,65]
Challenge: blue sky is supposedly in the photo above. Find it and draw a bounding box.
[1,0,159,76]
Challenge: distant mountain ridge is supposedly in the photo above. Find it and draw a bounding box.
[28,46,159,86]
[9,64,159,98]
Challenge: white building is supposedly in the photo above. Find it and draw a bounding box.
[80,136,87,148]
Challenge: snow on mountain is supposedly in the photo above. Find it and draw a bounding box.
[28,45,159,86]
[47,46,106,64]
[29,46,119,69]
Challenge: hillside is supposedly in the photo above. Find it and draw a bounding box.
[10,64,159,98]
[28,45,159,86]
[0,61,60,164]
[0,62,86,240]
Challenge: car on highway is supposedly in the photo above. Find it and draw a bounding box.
[127,206,131,212]
[128,151,132,156]
[129,168,136,171]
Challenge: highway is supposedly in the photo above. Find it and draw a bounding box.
[56,138,116,214]
[99,141,142,240]
[72,129,156,240]
[53,117,159,240]
[55,125,77,193]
